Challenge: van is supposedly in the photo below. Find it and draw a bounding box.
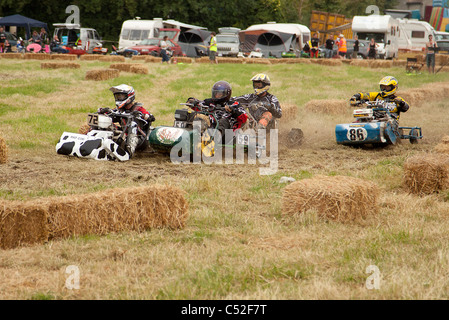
[434,30,449,41]
[352,15,399,59]
[216,27,240,57]
[53,23,102,53]
[397,18,435,51]
[118,18,164,49]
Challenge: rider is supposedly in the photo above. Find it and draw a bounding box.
[232,73,282,130]
[98,84,156,156]
[349,76,409,121]
[187,80,248,142]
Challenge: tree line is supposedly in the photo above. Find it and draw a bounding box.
[0,0,396,44]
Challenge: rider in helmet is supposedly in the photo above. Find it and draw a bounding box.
[187,80,248,142]
[98,84,156,157]
[349,76,409,121]
[232,73,282,130]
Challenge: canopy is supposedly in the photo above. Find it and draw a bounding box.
[178,28,212,57]
[239,29,297,58]
[0,14,49,40]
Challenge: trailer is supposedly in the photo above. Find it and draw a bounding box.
[351,15,399,59]
[397,18,436,52]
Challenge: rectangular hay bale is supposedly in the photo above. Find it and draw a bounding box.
[0,136,8,164]
[50,54,78,60]
[99,55,126,62]
[41,62,80,69]
[85,68,120,81]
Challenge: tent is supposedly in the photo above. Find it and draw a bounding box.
[178,28,212,57]
[239,29,297,58]
[0,14,49,40]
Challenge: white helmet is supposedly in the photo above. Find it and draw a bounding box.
[251,73,270,96]
[110,84,136,109]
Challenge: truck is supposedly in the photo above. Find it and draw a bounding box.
[351,15,399,59]
[396,18,436,52]
[216,27,241,57]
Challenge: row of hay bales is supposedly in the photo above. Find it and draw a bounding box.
[304,81,449,114]
[0,185,188,250]
[283,145,449,222]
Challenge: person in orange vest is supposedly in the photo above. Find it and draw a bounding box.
[335,33,347,59]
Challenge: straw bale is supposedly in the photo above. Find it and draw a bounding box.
[194,57,210,64]
[78,123,91,135]
[438,66,449,73]
[80,54,102,61]
[350,60,370,67]
[282,175,379,222]
[175,57,193,64]
[216,57,244,64]
[436,54,449,66]
[0,53,23,59]
[318,59,343,66]
[109,63,133,72]
[99,55,125,62]
[46,185,189,239]
[0,200,49,250]
[131,55,147,61]
[392,59,407,67]
[85,68,120,81]
[244,58,271,64]
[304,99,349,114]
[41,62,80,69]
[50,54,78,60]
[145,56,161,63]
[130,64,149,74]
[369,60,393,68]
[433,136,449,155]
[24,53,51,60]
[403,154,449,195]
[280,103,298,121]
[0,136,8,164]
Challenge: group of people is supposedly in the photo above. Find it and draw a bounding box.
[0,26,52,53]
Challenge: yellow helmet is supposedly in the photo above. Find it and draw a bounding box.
[251,73,271,95]
[379,76,398,98]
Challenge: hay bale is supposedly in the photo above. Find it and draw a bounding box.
[50,54,78,60]
[99,55,125,62]
[0,200,49,250]
[282,175,379,222]
[80,54,102,61]
[131,55,147,61]
[403,154,449,195]
[109,63,133,72]
[0,53,23,59]
[130,64,149,74]
[85,68,120,81]
[145,56,161,63]
[175,57,193,64]
[304,99,349,114]
[46,185,189,239]
[392,59,407,67]
[24,53,51,60]
[280,103,298,121]
[41,62,80,69]
[216,57,244,64]
[319,59,343,66]
[78,123,91,135]
[244,58,271,64]
[369,60,393,68]
[0,136,8,164]
[434,136,449,155]
[350,60,370,67]
[194,56,210,64]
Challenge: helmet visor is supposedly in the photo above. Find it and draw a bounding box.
[114,93,127,101]
[212,89,226,100]
[253,81,264,89]
[380,85,393,92]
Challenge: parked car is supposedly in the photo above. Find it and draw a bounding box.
[436,40,449,54]
[5,31,18,47]
[128,38,184,56]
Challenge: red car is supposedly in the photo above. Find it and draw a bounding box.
[129,38,184,56]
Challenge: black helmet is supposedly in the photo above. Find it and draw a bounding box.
[211,81,232,103]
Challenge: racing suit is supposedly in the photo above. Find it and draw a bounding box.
[233,92,282,129]
[350,92,409,121]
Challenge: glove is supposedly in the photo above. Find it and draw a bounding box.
[98,107,111,114]
[349,95,360,106]
[131,110,143,118]
[148,114,156,122]
[187,97,199,106]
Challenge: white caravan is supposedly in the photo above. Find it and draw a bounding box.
[352,15,399,59]
[118,18,164,49]
[397,18,436,51]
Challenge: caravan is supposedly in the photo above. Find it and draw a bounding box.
[351,15,399,59]
[118,18,164,49]
[397,18,435,51]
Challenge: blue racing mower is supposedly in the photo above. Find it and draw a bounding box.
[335,100,423,146]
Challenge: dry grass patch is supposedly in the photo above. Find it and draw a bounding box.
[282,175,379,222]
[403,154,449,195]
[41,62,80,69]
[434,136,449,155]
[304,99,349,115]
[85,68,120,81]
[0,136,8,164]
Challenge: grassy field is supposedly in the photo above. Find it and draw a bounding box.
[1,57,449,300]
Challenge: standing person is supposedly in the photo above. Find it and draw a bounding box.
[425,34,438,74]
[0,27,6,53]
[39,28,49,45]
[335,33,347,59]
[368,38,378,59]
[209,32,218,64]
[310,33,320,58]
[3,40,12,53]
[352,35,359,59]
[160,36,171,64]
[325,34,334,59]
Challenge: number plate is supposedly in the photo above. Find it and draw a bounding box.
[237,134,250,145]
[347,127,368,141]
[174,121,187,128]
[87,113,99,126]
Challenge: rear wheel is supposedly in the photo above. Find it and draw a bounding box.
[409,129,419,144]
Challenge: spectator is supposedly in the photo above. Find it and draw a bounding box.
[31,30,42,45]
[368,38,378,59]
[352,35,359,59]
[302,41,310,58]
[39,28,49,45]
[17,37,25,53]
[0,27,6,53]
[3,39,12,53]
[50,35,69,54]
[425,34,438,74]
[335,33,347,59]
[310,33,320,58]
[209,32,218,64]
[160,36,171,64]
[325,34,334,59]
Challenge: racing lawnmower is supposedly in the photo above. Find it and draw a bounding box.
[335,100,422,146]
